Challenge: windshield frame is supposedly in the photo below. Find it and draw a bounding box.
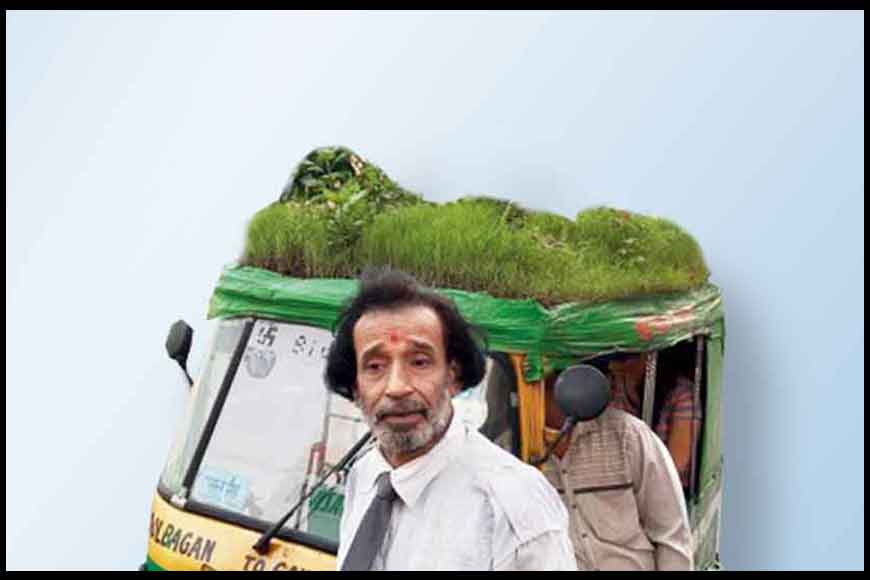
[161,315,344,555]
[179,319,255,496]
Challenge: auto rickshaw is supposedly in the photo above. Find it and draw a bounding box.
[142,148,724,571]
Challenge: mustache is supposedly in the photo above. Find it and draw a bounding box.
[374,399,429,421]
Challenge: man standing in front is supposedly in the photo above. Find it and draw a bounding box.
[324,268,576,571]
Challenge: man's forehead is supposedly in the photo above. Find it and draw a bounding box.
[353,305,444,344]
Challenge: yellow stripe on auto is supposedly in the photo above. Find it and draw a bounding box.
[147,492,338,571]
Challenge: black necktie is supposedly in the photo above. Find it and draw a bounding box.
[341,472,399,571]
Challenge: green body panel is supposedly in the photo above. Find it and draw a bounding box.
[690,472,724,570]
[144,556,165,571]
[688,328,726,570]
[700,330,725,497]
[307,487,344,542]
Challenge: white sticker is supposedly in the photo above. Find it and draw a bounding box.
[193,465,250,512]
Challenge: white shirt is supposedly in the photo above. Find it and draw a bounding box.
[337,412,577,570]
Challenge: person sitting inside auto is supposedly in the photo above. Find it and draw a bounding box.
[606,351,702,489]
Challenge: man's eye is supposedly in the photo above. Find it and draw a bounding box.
[412,357,431,368]
[365,362,384,372]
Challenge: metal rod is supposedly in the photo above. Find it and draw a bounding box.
[689,336,705,495]
[642,351,658,427]
[252,430,372,555]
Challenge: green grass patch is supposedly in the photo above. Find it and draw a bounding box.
[241,148,710,304]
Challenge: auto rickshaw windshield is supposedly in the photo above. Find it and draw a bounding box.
[159,318,495,547]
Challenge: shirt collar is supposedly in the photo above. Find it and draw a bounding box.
[549,413,605,470]
[359,406,465,509]
[573,417,600,437]
[568,406,616,441]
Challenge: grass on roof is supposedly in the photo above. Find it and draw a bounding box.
[240,147,710,305]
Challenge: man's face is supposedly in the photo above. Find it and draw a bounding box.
[608,354,647,398]
[352,305,459,465]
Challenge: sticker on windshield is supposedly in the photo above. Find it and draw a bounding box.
[244,346,277,378]
[254,322,279,348]
[289,331,330,366]
[192,466,251,513]
[307,486,344,541]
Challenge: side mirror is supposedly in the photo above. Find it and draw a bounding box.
[554,364,610,422]
[166,320,194,387]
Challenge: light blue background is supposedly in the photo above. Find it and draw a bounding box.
[6,11,863,570]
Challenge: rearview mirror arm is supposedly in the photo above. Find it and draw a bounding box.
[531,416,578,466]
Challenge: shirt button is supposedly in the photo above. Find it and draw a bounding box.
[581,533,588,539]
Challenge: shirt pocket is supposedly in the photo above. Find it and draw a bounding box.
[577,485,653,551]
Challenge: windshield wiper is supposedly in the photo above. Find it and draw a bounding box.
[252,431,373,555]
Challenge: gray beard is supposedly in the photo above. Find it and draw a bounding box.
[362,389,453,459]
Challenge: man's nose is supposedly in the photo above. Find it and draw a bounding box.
[384,362,414,398]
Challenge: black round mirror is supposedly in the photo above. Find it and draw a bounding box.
[554,364,610,422]
[166,319,193,365]
[166,320,194,388]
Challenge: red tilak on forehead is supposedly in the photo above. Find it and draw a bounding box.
[388,330,399,343]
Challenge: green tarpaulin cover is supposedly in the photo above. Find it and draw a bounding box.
[208,265,724,380]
